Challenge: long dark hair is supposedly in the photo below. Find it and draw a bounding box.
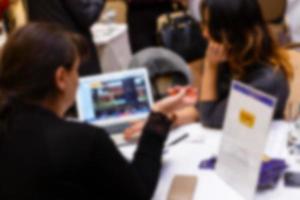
[200,0,293,79]
[0,23,88,136]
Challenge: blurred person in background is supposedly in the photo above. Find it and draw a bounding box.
[1,0,28,32]
[26,0,105,76]
[127,0,188,53]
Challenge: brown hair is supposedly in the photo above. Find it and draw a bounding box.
[0,22,88,104]
[201,0,293,80]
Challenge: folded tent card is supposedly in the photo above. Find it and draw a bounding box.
[213,81,278,200]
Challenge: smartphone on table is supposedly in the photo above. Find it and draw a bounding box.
[284,172,300,187]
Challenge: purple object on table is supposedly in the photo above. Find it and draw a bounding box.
[199,157,217,169]
[199,157,287,190]
[257,159,288,190]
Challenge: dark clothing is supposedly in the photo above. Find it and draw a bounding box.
[0,102,171,199]
[198,62,289,128]
[26,0,105,76]
[129,0,171,3]
[127,2,173,53]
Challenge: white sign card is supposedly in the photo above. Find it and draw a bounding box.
[216,81,277,200]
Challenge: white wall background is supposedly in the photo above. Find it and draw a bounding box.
[287,0,300,42]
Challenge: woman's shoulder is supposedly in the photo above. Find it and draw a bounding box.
[57,118,108,139]
[13,102,107,137]
[44,118,114,154]
[245,62,287,84]
[13,103,109,143]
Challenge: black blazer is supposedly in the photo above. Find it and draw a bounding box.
[0,102,171,199]
[26,0,105,75]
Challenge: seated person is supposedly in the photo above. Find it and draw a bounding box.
[198,0,292,128]
[0,23,197,199]
[124,0,293,138]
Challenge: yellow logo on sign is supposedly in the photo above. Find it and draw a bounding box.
[239,109,256,128]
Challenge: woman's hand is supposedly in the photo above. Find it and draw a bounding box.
[200,41,226,102]
[152,86,198,115]
[123,86,198,141]
[205,41,227,67]
[123,120,146,141]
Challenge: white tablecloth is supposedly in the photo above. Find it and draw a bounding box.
[119,121,300,200]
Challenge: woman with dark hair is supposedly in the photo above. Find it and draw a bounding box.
[198,0,293,128]
[0,23,197,199]
[123,0,292,138]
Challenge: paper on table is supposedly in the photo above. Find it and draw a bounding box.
[264,121,290,158]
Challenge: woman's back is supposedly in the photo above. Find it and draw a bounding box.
[0,101,107,199]
[0,101,172,200]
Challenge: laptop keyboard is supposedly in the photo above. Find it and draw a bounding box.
[104,123,129,134]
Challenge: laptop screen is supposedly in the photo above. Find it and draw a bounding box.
[76,69,153,126]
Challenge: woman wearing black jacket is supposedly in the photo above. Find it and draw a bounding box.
[0,23,197,199]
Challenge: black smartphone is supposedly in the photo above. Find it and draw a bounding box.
[284,172,300,187]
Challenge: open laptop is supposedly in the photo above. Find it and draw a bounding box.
[76,68,153,145]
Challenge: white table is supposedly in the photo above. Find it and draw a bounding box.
[91,23,132,73]
[120,121,300,200]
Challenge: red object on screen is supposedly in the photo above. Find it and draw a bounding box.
[0,0,9,18]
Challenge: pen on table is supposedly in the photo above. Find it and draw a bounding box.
[167,133,189,147]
